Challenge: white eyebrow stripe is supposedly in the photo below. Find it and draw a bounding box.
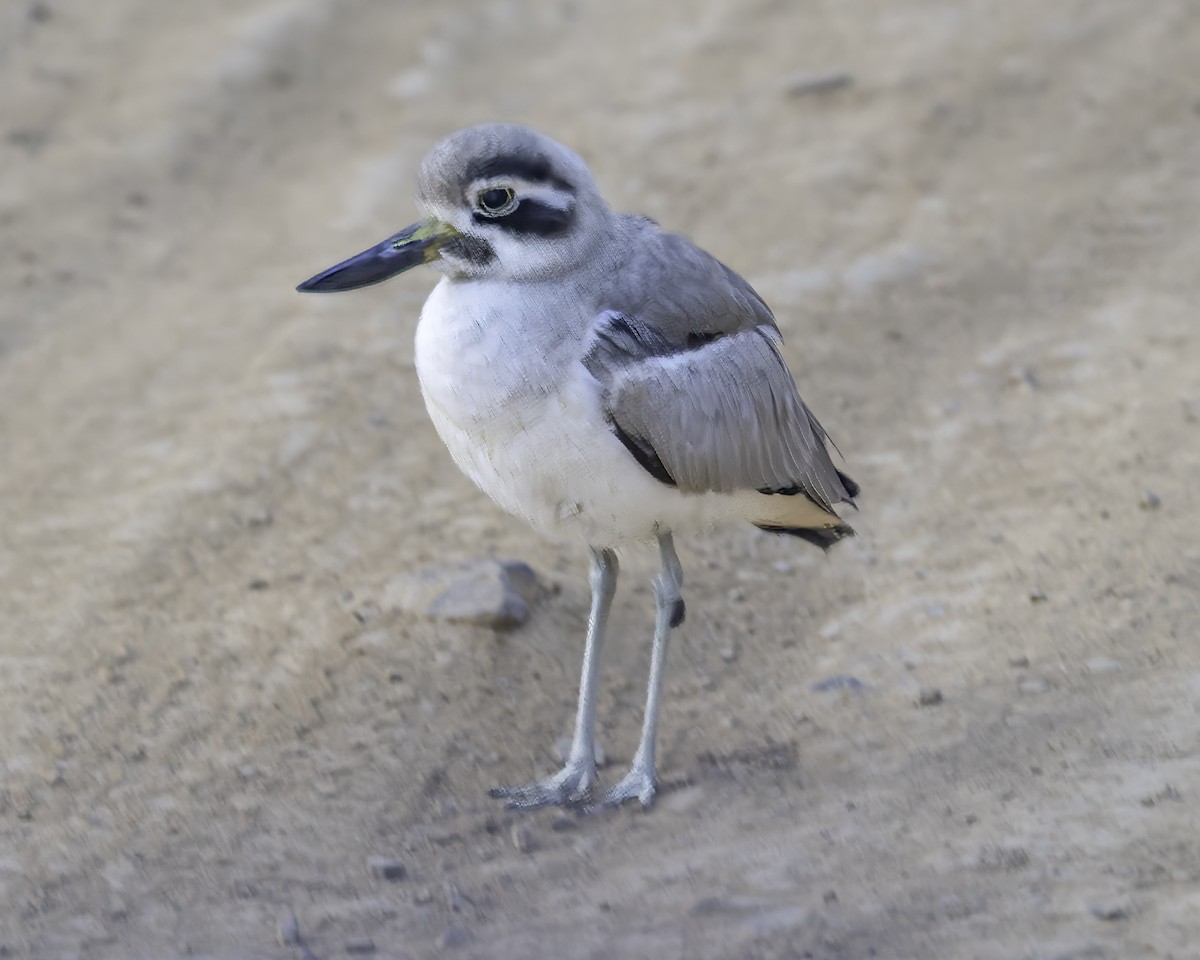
[517,182,575,210]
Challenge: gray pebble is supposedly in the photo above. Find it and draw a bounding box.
[1139,490,1161,511]
[245,506,273,528]
[345,938,376,954]
[366,856,407,881]
[786,70,854,97]
[1008,655,1030,668]
[383,559,546,629]
[275,911,300,947]
[1140,784,1182,807]
[1085,657,1123,675]
[440,926,474,948]
[811,675,866,693]
[1029,587,1048,603]
[443,880,471,912]
[510,824,535,854]
[977,845,1030,872]
[1018,676,1051,695]
[1090,900,1130,921]
[917,687,944,707]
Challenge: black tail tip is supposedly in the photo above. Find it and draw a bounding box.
[836,469,860,500]
[755,523,856,552]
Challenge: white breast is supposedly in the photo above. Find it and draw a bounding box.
[413,278,747,545]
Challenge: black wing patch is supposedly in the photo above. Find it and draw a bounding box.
[611,422,677,487]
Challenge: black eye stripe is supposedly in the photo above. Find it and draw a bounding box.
[472,197,574,238]
[442,233,495,266]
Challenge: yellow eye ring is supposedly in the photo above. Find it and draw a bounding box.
[476,186,517,217]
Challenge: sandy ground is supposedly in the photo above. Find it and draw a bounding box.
[3,1,1200,957]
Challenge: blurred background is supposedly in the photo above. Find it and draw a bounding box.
[2,1,1199,957]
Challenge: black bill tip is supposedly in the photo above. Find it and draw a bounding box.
[296,219,452,293]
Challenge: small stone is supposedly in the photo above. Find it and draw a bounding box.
[1008,655,1030,668]
[245,506,273,528]
[1029,587,1048,603]
[440,926,474,948]
[1012,366,1040,391]
[1018,676,1051,695]
[691,896,731,915]
[810,675,865,693]
[413,887,434,905]
[510,824,535,854]
[1139,490,1161,511]
[383,559,546,629]
[275,911,300,947]
[1085,657,1123,675]
[550,814,578,832]
[1140,784,1182,807]
[917,687,944,707]
[345,938,376,954]
[720,646,738,663]
[1090,900,1129,921]
[367,856,407,881]
[786,70,853,97]
[977,845,1030,872]
[248,578,269,591]
[443,880,470,912]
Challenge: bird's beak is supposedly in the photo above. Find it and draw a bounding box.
[296,218,458,293]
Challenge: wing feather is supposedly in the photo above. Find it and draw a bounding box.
[583,217,857,520]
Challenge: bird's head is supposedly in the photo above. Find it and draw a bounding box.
[298,124,611,292]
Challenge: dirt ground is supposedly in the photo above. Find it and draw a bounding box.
[3,1,1199,957]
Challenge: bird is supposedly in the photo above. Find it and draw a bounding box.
[297,123,858,810]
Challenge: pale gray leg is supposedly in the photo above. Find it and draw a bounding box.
[490,546,617,809]
[606,533,684,809]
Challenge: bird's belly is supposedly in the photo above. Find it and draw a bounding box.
[413,282,749,545]
[420,372,680,543]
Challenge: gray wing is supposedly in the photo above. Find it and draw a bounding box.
[584,218,857,512]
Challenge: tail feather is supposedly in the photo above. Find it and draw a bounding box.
[755,521,856,552]
[836,469,860,500]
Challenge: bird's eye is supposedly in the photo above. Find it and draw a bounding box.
[476,186,517,216]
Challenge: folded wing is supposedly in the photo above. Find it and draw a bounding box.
[583,218,858,537]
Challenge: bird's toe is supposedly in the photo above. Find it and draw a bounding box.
[604,766,657,809]
[489,763,596,810]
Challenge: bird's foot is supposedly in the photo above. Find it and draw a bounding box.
[489,760,596,810]
[604,762,657,809]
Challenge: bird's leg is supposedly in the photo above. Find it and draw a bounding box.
[606,532,683,809]
[490,546,617,809]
